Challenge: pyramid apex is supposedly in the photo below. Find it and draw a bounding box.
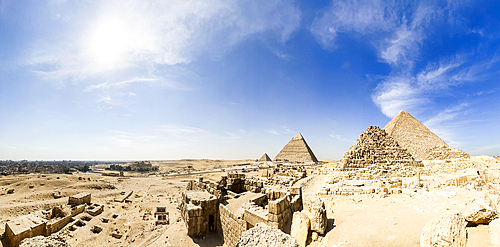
[292,132,303,140]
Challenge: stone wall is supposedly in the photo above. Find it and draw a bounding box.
[46,215,72,235]
[219,204,247,247]
[180,191,218,236]
[68,192,91,206]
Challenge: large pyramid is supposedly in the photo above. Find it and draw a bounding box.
[383,110,469,160]
[274,133,318,163]
[343,126,421,169]
[258,153,272,162]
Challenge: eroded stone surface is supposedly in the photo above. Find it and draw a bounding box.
[420,211,467,247]
[291,211,310,247]
[463,193,498,224]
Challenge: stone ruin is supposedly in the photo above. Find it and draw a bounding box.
[274,132,318,163]
[4,192,101,247]
[343,126,422,174]
[383,110,469,160]
[180,172,304,247]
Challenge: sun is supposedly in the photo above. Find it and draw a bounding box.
[87,17,129,68]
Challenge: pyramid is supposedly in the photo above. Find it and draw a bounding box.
[274,133,318,163]
[258,153,272,162]
[383,110,469,160]
[343,126,421,169]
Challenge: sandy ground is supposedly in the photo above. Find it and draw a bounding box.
[0,158,499,246]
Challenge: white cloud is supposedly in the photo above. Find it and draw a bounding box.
[372,60,465,117]
[26,0,301,85]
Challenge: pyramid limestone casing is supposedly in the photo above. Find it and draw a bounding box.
[343,126,421,169]
[258,153,272,162]
[383,111,469,161]
[274,133,318,163]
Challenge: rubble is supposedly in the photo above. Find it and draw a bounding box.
[236,222,299,247]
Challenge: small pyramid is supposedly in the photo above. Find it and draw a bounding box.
[258,153,272,162]
[274,133,318,163]
[383,110,469,160]
[343,126,421,169]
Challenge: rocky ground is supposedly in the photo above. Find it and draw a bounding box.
[0,157,499,246]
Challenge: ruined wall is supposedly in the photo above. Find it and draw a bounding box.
[46,215,72,235]
[180,191,218,236]
[267,187,303,230]
[219,204,247,247]
[68,192,91,206]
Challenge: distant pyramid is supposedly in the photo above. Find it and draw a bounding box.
[343,126,421,169]
[258,153,272,162]
[383,110,469,160]
[274,133,318,163]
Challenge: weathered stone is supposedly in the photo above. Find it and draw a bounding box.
[463,193,498,224]
[236,222,298,247]
[489,218,500,245]
[290,211,310,247]
[308,198,327,235]
[420,211,467,247]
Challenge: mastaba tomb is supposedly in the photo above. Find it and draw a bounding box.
[181,173,303,247]
[383,110,470,160]
[274,132,318,163]
[258,153,272,162]
[5,192,99,247]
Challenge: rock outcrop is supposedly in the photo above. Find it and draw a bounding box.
[420,211,467,247]
[463,193,498,225]
[236,222,298,247]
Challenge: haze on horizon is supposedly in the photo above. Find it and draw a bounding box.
[1,0,499,161]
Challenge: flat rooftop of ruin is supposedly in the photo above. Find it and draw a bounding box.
[224,191,263,216]
[7,214,46,235]
[185,190,215,201]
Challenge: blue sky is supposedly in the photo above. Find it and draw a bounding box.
[1,0,499,161]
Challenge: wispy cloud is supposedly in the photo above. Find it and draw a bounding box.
[310,0,397,50]
[23,0,301,86]
[85,77,158,92]
[423,102,469,128]
[328,133,349,142]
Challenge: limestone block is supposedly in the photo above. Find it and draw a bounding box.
[291,211,310,247]
[490,218,500,244]
[464,193,498,224]
[269,201,279,214]
[307,198,327,235]
[420,211,467,247]
[268,213,278,222]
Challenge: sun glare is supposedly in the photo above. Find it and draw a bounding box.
[88,17,129,68]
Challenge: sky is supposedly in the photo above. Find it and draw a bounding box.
[1,0,499,161]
